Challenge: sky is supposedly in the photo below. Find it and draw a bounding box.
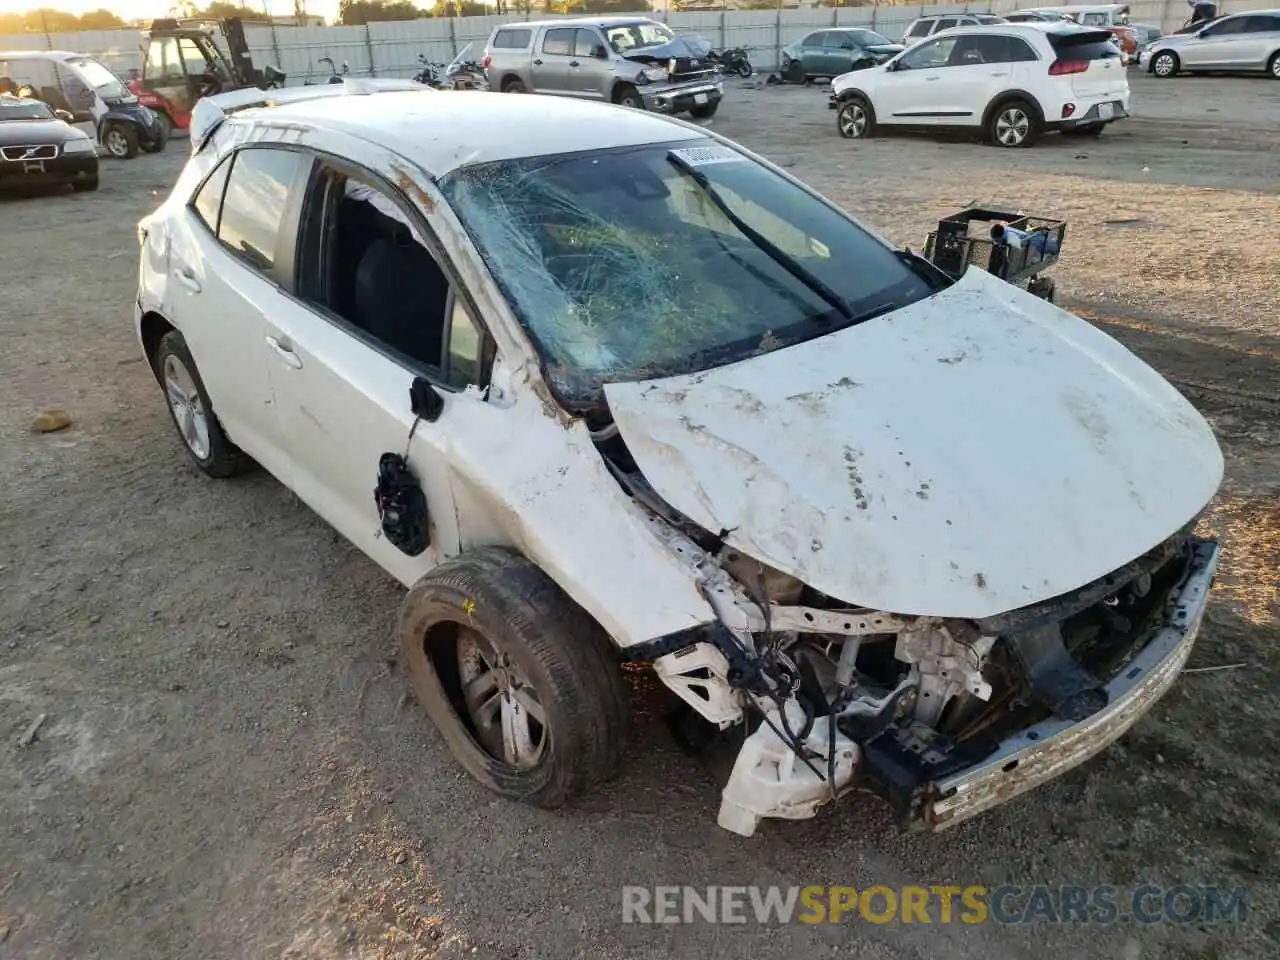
[0,0,344,22]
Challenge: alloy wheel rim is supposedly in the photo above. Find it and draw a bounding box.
[1155,55,1174,76]
[104,129,128,156]
[1272,58,1280,78]
[457,626,547,768]
[839,104,866,138]
[996,108,1030,146]
[162,354,211,460]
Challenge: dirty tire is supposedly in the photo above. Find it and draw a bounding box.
[102,122,139,159]
[987,98,1040,148]
[141,117,169,153]
[836,96,875,139]
[689,101,719,119]
[154,330,249,479]
[1151,51,1179,78]
[398,548,629,808]
[502,77,526,93]
[612,83,644,109]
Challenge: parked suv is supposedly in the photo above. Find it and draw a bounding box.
[903,13,1005,45]
[482,17,724,118]
[831,23,1130,147]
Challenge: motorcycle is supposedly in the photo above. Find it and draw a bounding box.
[711,45,753,78]
[306,56,348,86]
[412,54,449,88]
[444,42,488,91]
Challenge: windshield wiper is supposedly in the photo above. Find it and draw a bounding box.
[667,151,852,321]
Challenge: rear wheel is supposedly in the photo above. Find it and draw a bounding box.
[987,99,1040,148]
[1269,51,1280,79]
[836,96,875,139]
[154,331,249,478]
[398,548,629,808]
[141,115,169,153]
[1151,51,1179,78]
[101,122,138,159]
[736,61,753,78]
[502,77,526,93]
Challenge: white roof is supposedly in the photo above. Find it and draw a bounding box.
[246,90,705,177]
[0,50,95,61]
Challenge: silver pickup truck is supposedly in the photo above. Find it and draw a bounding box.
[482,16,725,118]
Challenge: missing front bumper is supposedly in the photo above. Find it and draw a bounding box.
[915,536,1219,831]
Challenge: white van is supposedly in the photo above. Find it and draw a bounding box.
[0,50,168,157]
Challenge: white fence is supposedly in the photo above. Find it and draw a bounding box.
[2,1,1275,79]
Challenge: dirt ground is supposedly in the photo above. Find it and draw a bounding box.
[1,73,1277,960]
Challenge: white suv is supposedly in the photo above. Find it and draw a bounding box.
[831,23,1130,147]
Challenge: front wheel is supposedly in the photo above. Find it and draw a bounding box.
[836,97,875,140]
[736,61,753,78]
[612,83,644,109]
[784,59,806,84]
[689,101,719,119]
[101,122,138,159]
[1150,51,1179,78]
[1268,51,1280,79]
[71,175,98,192]
[398,548,629,808]
[988,99,1040,148]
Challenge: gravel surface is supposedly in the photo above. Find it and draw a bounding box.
[1,73,1277,960]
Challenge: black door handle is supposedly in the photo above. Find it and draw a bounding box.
[569,60,580,67]
[533,58,543,65]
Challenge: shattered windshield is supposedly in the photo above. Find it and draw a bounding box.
[605,21,675,53]
[440,140,937,403]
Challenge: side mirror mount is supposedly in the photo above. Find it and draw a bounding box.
[54,108,74,122]
[410,376,444,423]
[592,44,609,59]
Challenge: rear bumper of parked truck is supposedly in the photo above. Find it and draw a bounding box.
[909,537,1220,831]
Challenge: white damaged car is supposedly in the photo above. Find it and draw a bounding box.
[135,86,1223,836]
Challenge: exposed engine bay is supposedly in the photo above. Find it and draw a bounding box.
[589,407,1214,836]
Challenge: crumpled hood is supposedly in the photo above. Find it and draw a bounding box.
[622,35,713,64]
[603,269,1223,619]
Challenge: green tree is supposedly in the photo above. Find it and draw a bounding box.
[77,9,126,29]
[338,0,430,24]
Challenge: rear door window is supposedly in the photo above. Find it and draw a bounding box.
[191,155,232,233]
[907,21,934,38]
[216,148,307,273]
[1240,14,1280,32]
[801,32,826,47]
[542,28,575,56]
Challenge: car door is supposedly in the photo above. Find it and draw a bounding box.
[532,27,575,95]
[1231,15,1280,68]
[946,34,1030,126]
[799,32,828,75]
[875,35,960,125]
[261,152,496,579]
[164,146,304,483]
[828,32,860,75]
[568,27,611,97]
[1181,15,1249,68]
